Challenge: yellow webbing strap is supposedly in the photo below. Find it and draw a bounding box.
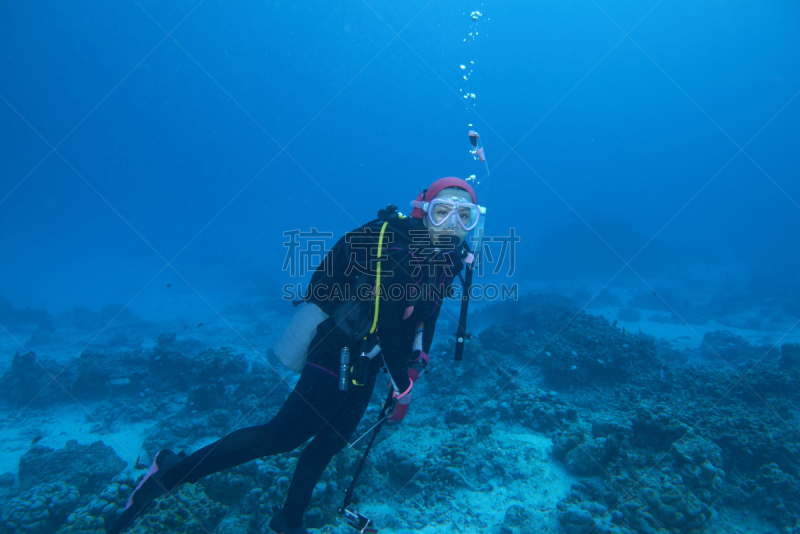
[369,221,390,334]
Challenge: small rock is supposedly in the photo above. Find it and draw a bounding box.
[565,507,593,524]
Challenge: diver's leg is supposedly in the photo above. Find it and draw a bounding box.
[280,373,377,530]
[108,364,343,534]
[163,364,346,486]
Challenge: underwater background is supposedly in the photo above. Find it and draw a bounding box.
[1,1,799,533]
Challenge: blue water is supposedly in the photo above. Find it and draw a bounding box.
[2,2,800,532]
[2,0,799,316]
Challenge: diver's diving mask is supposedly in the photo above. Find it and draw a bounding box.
[411,197,485,231]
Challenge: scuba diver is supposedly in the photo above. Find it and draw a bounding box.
[109,177,485,534]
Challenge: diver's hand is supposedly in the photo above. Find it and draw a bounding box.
[387,391,412,423]
[386,369,415,423]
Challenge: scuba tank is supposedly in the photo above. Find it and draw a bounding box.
[271,205,403,373]
[272,302,329,373]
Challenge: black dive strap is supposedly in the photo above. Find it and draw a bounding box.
[454,265,473,362]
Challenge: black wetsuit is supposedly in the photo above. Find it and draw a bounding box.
[154,349,378,529]
[110,216,463,533]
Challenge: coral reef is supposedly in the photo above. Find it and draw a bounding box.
[474,294,800,533]
[55,476,133,534]
[780,342,800,370]
[125,484,227,534]
[699,330,775,365]
[18,441,125,495]
[0,352,70,407]
[478,293,664,386]
[499,504,548,534]
[0,298,53,331]
[1,330,285,414]
[4,291,798,533]
[491,387,578,433]
[1,483,79,534]
[741,462,800,530]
